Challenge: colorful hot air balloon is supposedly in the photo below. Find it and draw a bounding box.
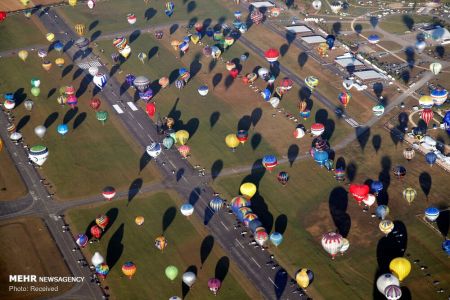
[209,196,224,212]
[165,1,175,17]
[127,13,137,25]
[402,187,416,205]
[165,265,178,281]
[122,262,136,279]
[385,284,402,300]
[430,88,448,106]
[295,269,314,289]
[311,123,325,137]
[262,155,278,172]
[393,165,406,178]
[264,48,280,63]
[90,225,102,239]
[230,196,250,213]
[421,108,434,126]
[28,145,49,166]
[95,215,109,230]
[269,232,283,247]
[236,130,248,144]
[389,258,411,281]
[376,273,400,295]
[379,219,394,235]
[338,91,351,107]
[321,232,343,259]
[155,236,168,251]
[277,171,289,186]
[255,230,269,246]
[178,145,190,158]
[305,76,319,90]
[240,183,257,199]
[76,234,88,248]
[208,278,222,295]
[293,127,305,139]
[419,95,433,108]
[96,263,110,279]
[425,207,440,222]
[250,9,264,24]
[349,184,370,205]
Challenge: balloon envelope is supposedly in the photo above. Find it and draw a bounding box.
[389,258,411,281]
[165,265,178,281]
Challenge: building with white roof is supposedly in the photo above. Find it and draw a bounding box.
[354,70,388,82]
[300,35,326,44]
[285,25,312,34]
[250,1,275,8]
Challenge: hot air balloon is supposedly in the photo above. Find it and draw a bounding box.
[154,30,164,40]
[54,41,64,53]
[379,219,394,235]
[46,33,55,42]
[38,49,48,59]
[198,85,209,96]
[159,77,169,88]
[89,98,101,111]
[76,234,88,248]
[90,225,102,239]
[233,130,248,144]
[146,143,162,159]
[442,239,450,256]
[330,1,342,13]
[430,88,448,106]
[96,263,110,279]
[326,35,335,49]
[32,125,46,139]
[102,186,116,200]
[334,168,345,181]
[270,232,283,247]
[180,272,197,288]
[87,0,96,9]
[165,265,178,280]
[155,236,168,251]
[312,0,322,10]
[338,91,351,107]
[425,207,440,222]
[230,196,250,213]
[30,87,40,98]
[389,258,411,281]
[421,108,434,126]
[135,216,144,225]
[93,73,108,89]
[146,102,156,118]
[178,145,190,158]
[42,60,52,71]
[425,151,437,166]
[95,215,109,230]
[262,155,278,172]
[295,268,314,289]
[349,184,370,205]
[75,37,89,51]
[74,23,86,36]
[138,52,147,64]
[127,13,137,25]
[243,213,258,227]
[122,262,136,279]
[277,171,289,186]
[133,76,150,92]
[175,79,185,89]
[18,50,28,61]
[240,183,256,199]
[264,48,280,63]
[10,132,23,143]
[415,40,426,53]
[429,62,442,75]
[339,238,350,255]
[55,57,65,67]
[23,99,34,111]
[57,124,69,136]
[376,273,400,295]
[208,196,223,212]
[368,34,380,44]
[402,187,416,205]
[385,284,402,300]
[311,123,325,137]
[208,278,222,295]
[372,104,385,116]
[180,203,194,217]
[255,230,269,246]
[419,95,433,108]
[371,181,383,195]
[0,11,7,22]
[393,165,406,179]
[250,9,264,24]
[91,252,104,266]
[321,232,343,259]
[403,148,415,161]
[317,43,328,57]
[376,205,390,220]
[28,145,49,166]
[96,111,108,125]
[161,137,173,150]
[175,130,189,145]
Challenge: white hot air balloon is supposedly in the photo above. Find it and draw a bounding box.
[257,67,269,80]
[312,0,322,11]
[339,238,350,255]
[269,97,280,108]
[321,232,343,259]
[330,2,342,14]
[415,40,426,53]
[133,76,150,92]
[146,142,162,158]
[93,73,108,89]
[34,125,47,139]
[182,272,197,287]
[430,62,442,75]
[376,273,399,295]
[10,132,23,142]
[88,66,99,76]
[363,194,376,207]
[91,252,104,267]
[180,203,194,217]
[198,85,209,96]
[28,145,49,166]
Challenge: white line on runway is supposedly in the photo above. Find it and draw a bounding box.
[268,277,279,289]
[137,122,144,129]
[235,238,244,248]
[220,221,229,231]
[251,257,261,268]
[182,177,188,183]
[112,104,124,114]
[127,101,139,111]
[168,160,176,168]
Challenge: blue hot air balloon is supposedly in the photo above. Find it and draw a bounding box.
[249,219,263,233]
[313,149,329,166]
[425,152,437,166]
[233,20,242,29]
[209,196,224,212]
[376,205,389,220]
[125,74,136,86]
[443,111,450,134]
[270,232,283,247]
[261,88,271,101]
[371,181,384,195]
[54,41,64,53]
[442,239,450,255]
[425,207,440,222]
[165,2,174,17]
[368,34,380,44]
[57,124,69,136]
[205,27,214,37]
[76,234,88,247]
[139,89,153,101]
[326,35,335,49]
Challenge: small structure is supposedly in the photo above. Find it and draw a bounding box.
[285,25,312,34]
[301,35,326,44]
[250,1,275,8]
[353,70,388,83]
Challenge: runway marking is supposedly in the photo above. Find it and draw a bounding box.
[137,122,144,130]
[251,257,261,268]
[127,102,139,111]
[112,104,124,114]
[220,221,229,231]
[168,160,176,168]
[182,177,188,183]
[235,238,244,248]
[268,277,279,289]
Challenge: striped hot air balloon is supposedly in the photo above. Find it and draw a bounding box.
[321,232,343,259]
[420,108,434,126]
[338,91,351,107]
[209,196,224,212]
[403,148,415,161]
[402,187,416,205]
[121,262,136,279]
[262,155,278,172]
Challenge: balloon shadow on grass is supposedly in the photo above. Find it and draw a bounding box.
[88,20,99,31]
[288,144,299,167]
[212,73,222,89]
[62,64,73,78]
[189,53,202,80]
[139,152,151,173]
[215,256,229,282]
[346,161,357,182]
[251,133,262,151]
[200,235,214,269]
[419,172,432,200]
[76,74,92,98]
[298,52,308,68]
[16,115,30,132]
[106,223,124,270]
[251,108,262,128]
[436,209,449,237]
[145,7,156,20]
[176,168,185,182]
[209,111,220,128]
[372,134,382,154]
[104,207,118,233]
[377,156,391,206]
[127,178,142,206]
[356,126,370,152]
[187,0,196,13]
[170,24,179,35]
[129,29,141,44]
[224,75,234,90]
[211,159,223,181]
[90,30,102,42]
[328,187,351,237]
[162,206,176,234]
[46,88,56,100]
[63,107,78,124]
[274,214,287,234]
[148,46,158,61]
[44,112,58,129]
[204,206,214,225]
[73,112,86,130]
[238,115,251,131]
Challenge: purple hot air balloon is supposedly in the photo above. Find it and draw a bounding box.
[126,74,136,86]
[208,278,222,295]
[75,234,88,248]
[139,89,153,101]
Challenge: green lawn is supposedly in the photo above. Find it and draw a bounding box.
[0,14,46,51]
[67,192,256,300]
[213,124,450,299]
[0,148,27,201]
[379,14,436,34]
[0,54,159,200]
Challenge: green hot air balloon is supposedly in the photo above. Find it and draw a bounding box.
[165,265,178,281]
[163,136,174,149]
[31,87,40,97]
[96,111,109,125]
[30,78,41,88]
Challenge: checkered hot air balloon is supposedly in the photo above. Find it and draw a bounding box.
[95,215,109,230]
[250,9,264,24]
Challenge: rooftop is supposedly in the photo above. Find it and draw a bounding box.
[249,1,275,8]
[300,35,326,44]
[354,70,388,81]
[285,25,312,33]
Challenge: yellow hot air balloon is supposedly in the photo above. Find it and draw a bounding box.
[171,40,181,51]
[295,269,311,289]
[0,138,3,152]
[69,0,77,6]
[18,50,28,62]
[225,134,240,151]
[20,0,30,6]
[74,23,86,36]
[155,236,168,251]
[389,257,411,281]
[55,57,65,67]
[240,182,257,199]
[42,61,52,71]
[175,130,189,145]
[402,187,417,205]
[135,216,144,225]
[46,33,55,42]
[119,45,131,58]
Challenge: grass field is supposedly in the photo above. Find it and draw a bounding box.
[0,54,159,200]
[0,14,47,51]
[67,192,258,300]
[0,148,27,201]
[379,14,436,35]
[0,216,73,300]
[213,121,450,299]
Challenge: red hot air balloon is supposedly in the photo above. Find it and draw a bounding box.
[102,186,116,200]
[95,215,109,230]
[349,184,370,205]
[90,98,101,110]
[0,11,7,22]
[264,48,280,63]
[338,91,351,107]
[420,108,434,126]
[90,225,102,239]
[230,68,239,79]
[146,102,156,118]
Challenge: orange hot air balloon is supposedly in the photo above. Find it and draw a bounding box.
[122,262,136,279]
